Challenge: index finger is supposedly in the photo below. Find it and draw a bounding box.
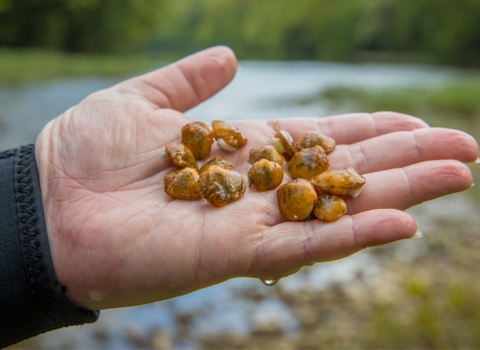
[264,111,429,145]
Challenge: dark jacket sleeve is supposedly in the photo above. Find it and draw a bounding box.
[0,145,99,347]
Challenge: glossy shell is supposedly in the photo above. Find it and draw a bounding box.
[248,145,286,168]
[181,121,214,160]
[295,131,336,154]
[277,178,318,221]
[310,167,366,197]
[199,156,234,174]
[198,166,246,207]
[248,159,284,192]
[274,130,296,158]
[164,143,198,169]
[211,120,247,148]
[313,195,347,222]
[164,167,201,200]
[288,145,329,179]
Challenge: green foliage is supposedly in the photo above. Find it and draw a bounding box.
[152,0,480,64]
[0,0,165,52]
[2,0,480,63]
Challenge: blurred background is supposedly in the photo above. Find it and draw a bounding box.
[2,0,480,348]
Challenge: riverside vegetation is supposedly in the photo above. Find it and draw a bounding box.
[2,0,480,65]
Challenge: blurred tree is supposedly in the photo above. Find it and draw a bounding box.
[0,0,165,52]
[2,0,480,65]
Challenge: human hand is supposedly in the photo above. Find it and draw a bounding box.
[35,46,479,310]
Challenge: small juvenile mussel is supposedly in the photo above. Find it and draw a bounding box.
[277,179,318,221]
[199,155,233,173]
[313,195,347,222]
[288,145,329,179]
[163,143,198,169]
[199,166,246,207]
[211,120,248,152]
[248,159,284,192]
[295,131,336,154]
[271,130,296,158]
[164,167,201,200]
[248,145,286,168]
[310,167,366,197]
[181,121,214,160]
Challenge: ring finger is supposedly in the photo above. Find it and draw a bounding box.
[343,160,473,214]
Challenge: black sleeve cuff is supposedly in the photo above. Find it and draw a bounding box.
[0,145,99,347]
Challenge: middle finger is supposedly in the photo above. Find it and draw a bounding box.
[344,159,473,214]
[329,127,478,174]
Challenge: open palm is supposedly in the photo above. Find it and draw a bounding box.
[35,47,478,310]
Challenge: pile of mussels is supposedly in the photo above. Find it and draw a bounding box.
[163,120,365,222]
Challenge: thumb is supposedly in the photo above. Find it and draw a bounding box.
[118,46,238,112]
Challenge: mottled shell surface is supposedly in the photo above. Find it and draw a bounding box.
[211,120,247,148]
[165,143,198,169]
[199,156,234,174]
[277,178,318,221]
[164,167,201,200]
[313,195,347,222]
[274,130,296,158]
[181,121,214,160]
[288,145,329,179]
[248,159,284,192]
[198,166,246,207]
[248,145,286,168]
[310,167,366,197]
[295,132,336,154]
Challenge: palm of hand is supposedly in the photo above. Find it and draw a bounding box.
[35,47,478,310]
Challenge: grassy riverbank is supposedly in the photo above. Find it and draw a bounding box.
[0,48,175,83]
[319,81,480,125]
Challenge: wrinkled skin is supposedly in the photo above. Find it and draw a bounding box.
[35,46,479,311]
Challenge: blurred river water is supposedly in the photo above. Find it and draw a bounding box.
[2,61,478,349]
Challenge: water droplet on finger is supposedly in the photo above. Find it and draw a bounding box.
[261,279,279,286]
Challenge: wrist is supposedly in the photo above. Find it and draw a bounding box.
[0,144,99,347]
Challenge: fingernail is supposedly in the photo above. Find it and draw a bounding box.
[475,157,480,164]
[471,182,475,188]
[411,227,423,239]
